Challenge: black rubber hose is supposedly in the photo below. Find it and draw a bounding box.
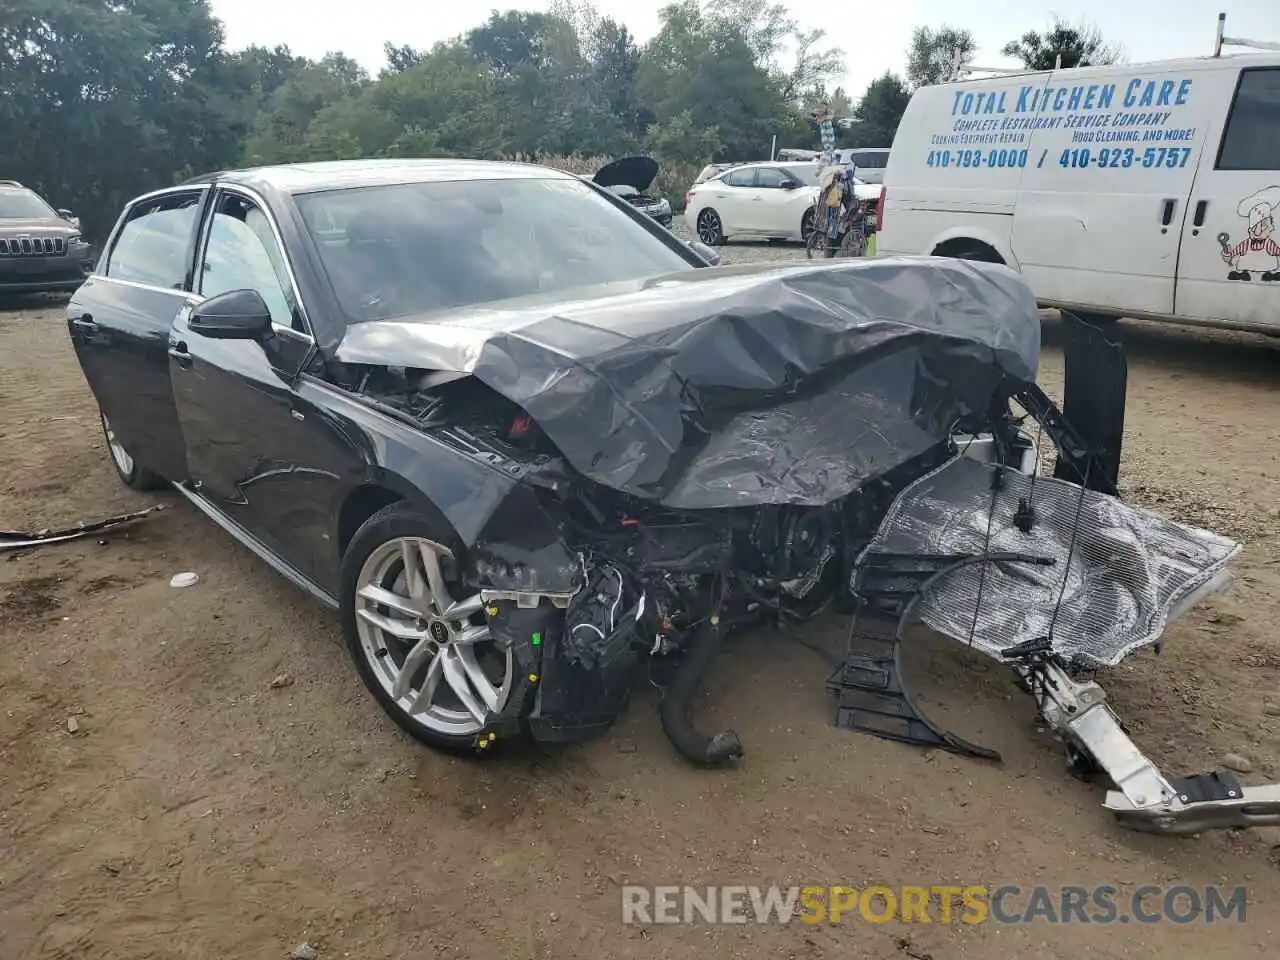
[659,621,744,767]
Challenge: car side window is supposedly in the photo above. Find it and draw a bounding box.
[1217,68,1280,171]
[199,193,299,330]
[722,169,756,188]
[104,192,201,289]
[754,167,790,188]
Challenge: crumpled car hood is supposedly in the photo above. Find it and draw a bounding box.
[335,257,1041,508]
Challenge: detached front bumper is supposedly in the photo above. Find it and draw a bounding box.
[1030,652,1280,836]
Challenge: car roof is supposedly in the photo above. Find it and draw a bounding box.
[185,158,577,195]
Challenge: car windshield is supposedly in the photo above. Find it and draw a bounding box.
[296,177,694,322]
[0,187,56,219]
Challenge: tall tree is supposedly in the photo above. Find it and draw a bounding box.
[848,72,910,147]
[1001,19,1123,70]
[906,25,975,88]
[588,17,651,139]
[0,0,233,239]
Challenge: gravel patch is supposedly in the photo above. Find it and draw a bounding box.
[670,220,809,266]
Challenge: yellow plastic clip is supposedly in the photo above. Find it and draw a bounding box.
[528,673,538,684]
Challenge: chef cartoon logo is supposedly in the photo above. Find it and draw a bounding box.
[1218,186,1280,282]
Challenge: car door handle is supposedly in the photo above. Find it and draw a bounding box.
[167,344,192,368]
[1160,199,1176,228]
[71,313,95,329]
[1192,199,1208,233]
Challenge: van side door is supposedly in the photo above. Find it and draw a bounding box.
[1175,65,1280,332]
[1012,63,1231,318]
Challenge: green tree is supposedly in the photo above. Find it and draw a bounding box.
[1001,19,1123,70]
[0,0,234,239]
[907,25,975,88]
[847,72,910,147]
[241,54,370,164]
[0,0,850,232]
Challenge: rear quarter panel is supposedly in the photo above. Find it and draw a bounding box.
[878,74,1049,257]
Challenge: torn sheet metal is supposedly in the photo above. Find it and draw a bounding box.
[0,505,164,551]
[336,257,1040,508]
[858,456,1240,667]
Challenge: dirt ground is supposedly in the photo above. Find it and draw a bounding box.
[2,284,1279,960]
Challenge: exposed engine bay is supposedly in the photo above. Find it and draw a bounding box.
[333,258,1280,837]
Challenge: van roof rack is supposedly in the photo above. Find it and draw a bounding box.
[946,50,1040,83]
[1214,11,1280,56]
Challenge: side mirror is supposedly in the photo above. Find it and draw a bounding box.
[687,240,722,266]
[189,289,274,340]
[779,179,800,190]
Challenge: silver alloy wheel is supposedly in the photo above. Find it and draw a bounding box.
[697,209,721,245]
[102,415,134,475]
[354,537,512,737]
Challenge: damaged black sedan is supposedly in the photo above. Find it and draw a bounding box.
[69,159,1280,837]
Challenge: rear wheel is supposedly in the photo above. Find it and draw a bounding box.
[341,502,521,755]
[839,227,868,258]
[933,241,1002,264]
[805,228,827,259]
[800,207,816,242]
[101,414,166,491]
[696,208,725,246]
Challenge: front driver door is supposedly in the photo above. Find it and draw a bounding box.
[170,186,329,579]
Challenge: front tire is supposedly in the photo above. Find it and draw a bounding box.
[340,502,522,756]
[101,413,166,491]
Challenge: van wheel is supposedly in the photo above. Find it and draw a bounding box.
[933,241,1003,264]
[1071,310,1120,327]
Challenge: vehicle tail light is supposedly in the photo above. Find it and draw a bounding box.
[508,413,533,440]
[875,186,886,233]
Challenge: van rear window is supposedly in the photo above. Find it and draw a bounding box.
[1217,68,1280,171]
[852,151,890,168]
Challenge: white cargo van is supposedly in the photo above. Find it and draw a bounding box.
[877,52,1280,333]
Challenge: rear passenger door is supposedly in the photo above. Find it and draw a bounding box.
[1175,66,1280,331]
[67,188,205,483]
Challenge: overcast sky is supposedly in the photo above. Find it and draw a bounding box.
[209,0,1277,93]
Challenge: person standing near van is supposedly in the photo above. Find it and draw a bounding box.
[811,103,836,166]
